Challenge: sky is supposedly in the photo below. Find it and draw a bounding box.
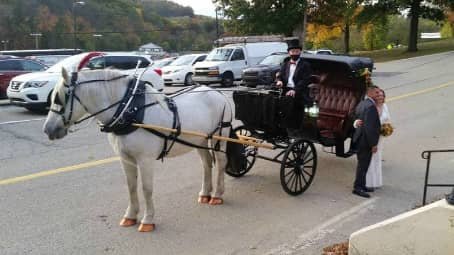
[168,0,217,17]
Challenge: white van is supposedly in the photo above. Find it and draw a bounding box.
[193,42,287,86]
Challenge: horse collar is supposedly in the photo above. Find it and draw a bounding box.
[101,78,148,135]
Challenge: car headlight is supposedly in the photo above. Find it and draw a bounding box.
[172,69,182,73]
[23,81,49,88]
[208,66,219,70]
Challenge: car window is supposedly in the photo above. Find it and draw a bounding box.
[260,54,287,65]
[0,60,22,71]
[317,51,332,55]
[231,49,245,61]
[21,60,46,71]
[87,57,106,69]
[87,56,150,70]
[206,48,233,61]
[195,55,206,63]
[169,55,196,66]
[105,56,150,70]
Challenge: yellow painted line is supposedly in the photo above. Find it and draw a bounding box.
[2,80,454,187]
[387,80,454,102]
[0,157,119,186]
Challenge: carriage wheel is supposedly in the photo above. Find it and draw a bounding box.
[280,139,317,196]
[225,126,258,177]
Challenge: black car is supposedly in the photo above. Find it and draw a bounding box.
[241,52,287,87]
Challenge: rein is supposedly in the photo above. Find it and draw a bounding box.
[50,73,129,126]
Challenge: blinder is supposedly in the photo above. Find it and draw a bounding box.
[50,71,128,126]
[50,72,79,126]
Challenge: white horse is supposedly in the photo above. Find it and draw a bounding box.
[43,68,232,232]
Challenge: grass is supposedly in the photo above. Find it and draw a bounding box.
[351,38,454,63]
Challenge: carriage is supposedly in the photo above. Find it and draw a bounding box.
[226,54,372,196]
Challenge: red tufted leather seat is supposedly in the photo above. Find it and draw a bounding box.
[316,85,357,139]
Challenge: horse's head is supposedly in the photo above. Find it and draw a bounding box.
[43,67,87,140]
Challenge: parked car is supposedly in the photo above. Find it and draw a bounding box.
[0,57,47,99]
[241,52,288,87]
[162,54,207,86]
[193,41,287,87]
[7,52,163,112]
[305,49,334,55]
[28,55,71,66]
[151,57,176,68]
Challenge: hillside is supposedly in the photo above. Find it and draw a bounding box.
[0,0,219,52]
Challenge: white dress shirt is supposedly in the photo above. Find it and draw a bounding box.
[287,59,300,88]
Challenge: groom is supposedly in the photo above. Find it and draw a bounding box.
[352,85,381,198]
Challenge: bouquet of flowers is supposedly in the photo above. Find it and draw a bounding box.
[380,123,394,137]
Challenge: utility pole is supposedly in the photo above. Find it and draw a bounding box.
[215,7,220,47]
[72,1,85,52]
[1,40,8,50]
[30,33,42,49]
[93,34,103,50]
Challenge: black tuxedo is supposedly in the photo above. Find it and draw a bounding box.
[352,97,381,191]
[277,57,314,104]
[276,57,313,129]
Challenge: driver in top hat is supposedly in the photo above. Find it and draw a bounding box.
[276,39,313,103]
[275,39,314,129]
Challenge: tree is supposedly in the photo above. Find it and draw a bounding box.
[311,0,366,53]
[441,10,454,37]
[378,0,454,51]
[306,23,342,48]
[213,0,307,36]
[362,21,388,50]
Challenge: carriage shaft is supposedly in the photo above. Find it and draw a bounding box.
[132,123,274,149]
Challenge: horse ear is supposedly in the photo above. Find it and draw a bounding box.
[62,67,70,83]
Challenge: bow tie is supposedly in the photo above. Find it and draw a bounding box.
[290,61,297,65]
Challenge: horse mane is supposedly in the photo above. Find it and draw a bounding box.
[77,69,167,107]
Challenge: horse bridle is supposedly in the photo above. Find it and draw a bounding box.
[50,71,128,126]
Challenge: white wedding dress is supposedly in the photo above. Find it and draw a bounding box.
[366,104,391,188]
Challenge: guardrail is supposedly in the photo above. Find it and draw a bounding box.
[421,149,454,205]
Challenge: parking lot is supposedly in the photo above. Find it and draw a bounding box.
[1,52,454,254]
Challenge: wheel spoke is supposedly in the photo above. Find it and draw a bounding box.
[292,171,299,192]
[303,156,314,165]
[303,150,313,161]
[296,171,303,192]
[303,169,313,178]
[289,171,298,190]
[301,171,308,184]
[302,143,309,155]
[285,170,296,187]
[284,168,295,178]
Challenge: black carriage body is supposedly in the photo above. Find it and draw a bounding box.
[233,54,370,149]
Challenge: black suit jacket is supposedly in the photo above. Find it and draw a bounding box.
[277,57,313,104]
[352,97,380,149]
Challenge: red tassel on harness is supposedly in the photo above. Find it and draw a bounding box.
[77,51,103,71]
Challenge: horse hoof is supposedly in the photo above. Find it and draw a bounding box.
[119,218,137,227]
[138,223,155,232]
[208,197,223,205]
[198,195,211,204]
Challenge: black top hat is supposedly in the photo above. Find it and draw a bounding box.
[287,39,302,51]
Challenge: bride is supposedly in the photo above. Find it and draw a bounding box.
[366,89,390,189]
